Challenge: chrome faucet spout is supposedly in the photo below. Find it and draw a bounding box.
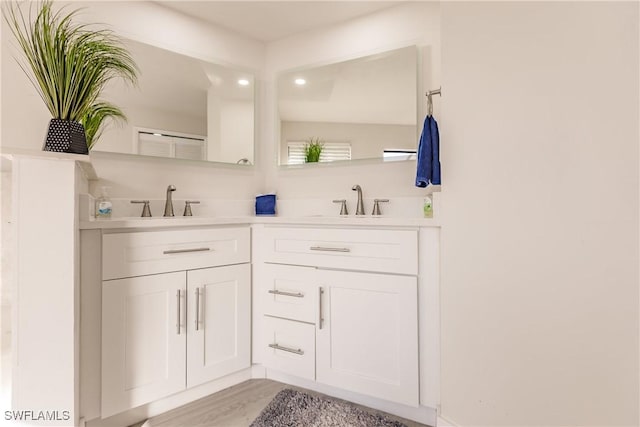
[164,185,176,217]
[352,184,365,215]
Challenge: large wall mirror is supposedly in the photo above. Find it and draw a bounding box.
[95,39,256,165]
[277,45,418,166]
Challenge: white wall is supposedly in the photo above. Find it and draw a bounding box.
[264,2,441,199]
[0,1,265,200]
[1,22,51,152]
[440,2,639,426]
[79,1,265,199]
[280,121,416,162]
[1,1,437,202]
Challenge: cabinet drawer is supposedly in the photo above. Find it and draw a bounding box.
[260,227,417,275]
[103,227,250,280]
[262,264,317,324]
[262,316,315,380]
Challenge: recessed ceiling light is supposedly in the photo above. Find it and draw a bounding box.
[238,79,250,86]
[294,78,306,86]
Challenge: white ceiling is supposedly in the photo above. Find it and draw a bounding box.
[155,1,402,42]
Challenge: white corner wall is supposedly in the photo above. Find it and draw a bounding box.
[440,2,639,426]
[1,1,439,202]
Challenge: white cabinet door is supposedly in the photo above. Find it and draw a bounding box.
[316,270,419,407]
[102,272,186,417]
[186,264,251,388]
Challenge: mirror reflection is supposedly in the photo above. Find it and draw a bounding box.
[277,45,417,166]
[95,39,255,165]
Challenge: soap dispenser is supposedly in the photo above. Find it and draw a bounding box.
[96,186,113,219]
[423,195,433,218]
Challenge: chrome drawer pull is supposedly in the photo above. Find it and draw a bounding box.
[319,287,324,329]
[310,246,350,253]
[268,289,304,298]
[268,343,304,355]
[195,288,201,331]
[176,289,181,335]
[163,247,211,255]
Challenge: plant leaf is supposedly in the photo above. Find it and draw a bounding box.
[81,102,127,149]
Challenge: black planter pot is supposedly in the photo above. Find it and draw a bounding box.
[43,119,88,155]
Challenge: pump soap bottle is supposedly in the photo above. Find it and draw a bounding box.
[423,195,433,218]
[96,187,113,219]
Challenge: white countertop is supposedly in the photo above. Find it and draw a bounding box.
[79,215,440,230]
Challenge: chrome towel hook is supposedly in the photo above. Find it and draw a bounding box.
[426,87,442,117]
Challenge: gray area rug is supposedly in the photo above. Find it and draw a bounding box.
[250,388,407,427]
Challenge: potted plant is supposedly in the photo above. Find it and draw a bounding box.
[3,1,137,154]
[304,137,324,163]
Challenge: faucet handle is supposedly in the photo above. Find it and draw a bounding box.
[183,200,200,216]
[131,200,152,217]
[371,199,389,216]
[332,199,349,216]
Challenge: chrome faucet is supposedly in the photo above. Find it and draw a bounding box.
[164,185,176,217]
[352,185,365,215]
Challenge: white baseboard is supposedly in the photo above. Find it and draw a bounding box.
[437,414,459,426]
[86,365,439,427]
[86,368,253,427]
[250,364,266,378]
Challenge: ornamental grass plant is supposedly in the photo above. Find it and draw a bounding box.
[3,0,137,149]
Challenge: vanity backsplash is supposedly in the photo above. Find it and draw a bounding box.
[79,193,440,221]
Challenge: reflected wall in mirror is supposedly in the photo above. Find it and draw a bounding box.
[95,39,255,165]
[277,45,417,166]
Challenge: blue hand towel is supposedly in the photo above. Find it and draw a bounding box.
[255,194,276,215]
[415,115,441,187]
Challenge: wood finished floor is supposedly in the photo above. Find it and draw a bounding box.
[132,379,429,427]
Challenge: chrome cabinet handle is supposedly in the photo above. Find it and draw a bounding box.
[318,287,324,329]
[195,288,200,331]
[163,247,211,255]
[268,343,304,355]
[268,289,304,298]
[176,289,181,335]
[310,246,350,253]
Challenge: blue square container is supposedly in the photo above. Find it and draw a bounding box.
[255,194,276,215]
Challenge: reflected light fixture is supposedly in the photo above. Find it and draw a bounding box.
[238,79,250,86]
[294,78,306,86]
